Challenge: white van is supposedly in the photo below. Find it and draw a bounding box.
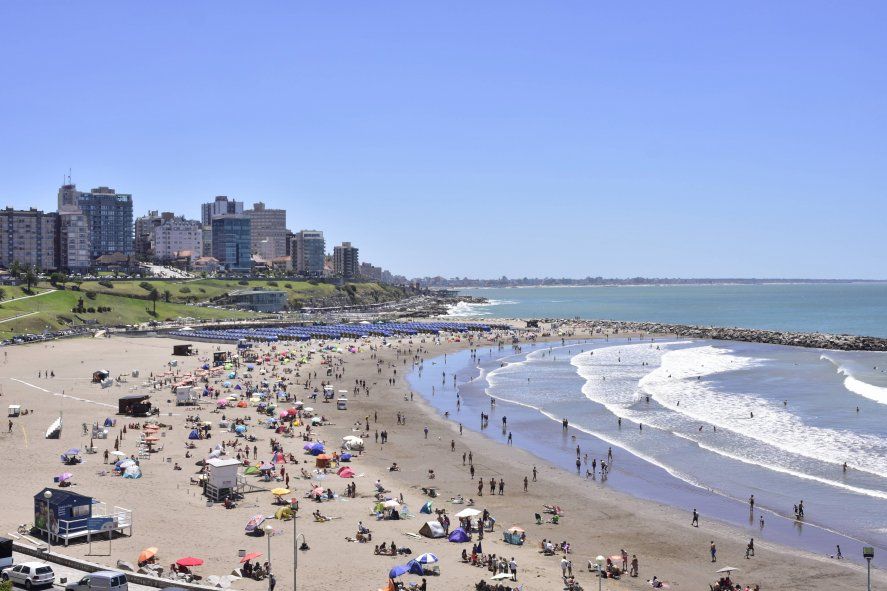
[65,571,128,591]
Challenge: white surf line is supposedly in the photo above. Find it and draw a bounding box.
[8,378,115,408]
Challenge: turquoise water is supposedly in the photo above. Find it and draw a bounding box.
[451,284,887,337]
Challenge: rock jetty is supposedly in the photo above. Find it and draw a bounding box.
[566,320,887,351]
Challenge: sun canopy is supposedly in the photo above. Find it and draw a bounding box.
[455,508,481,519]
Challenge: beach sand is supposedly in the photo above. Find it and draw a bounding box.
[0,329,881,591]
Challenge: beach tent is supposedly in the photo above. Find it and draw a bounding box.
[503,527,525,545]
[448,528,470,543]
[337,466,355,478]
[244,465,259,475]
[340,453,352,462]
[420,501,433,514]
[188,429,201,440]
[274,506,294,521]
[418,521,445,539]
[315,454,332,469]
[388,561,423,579]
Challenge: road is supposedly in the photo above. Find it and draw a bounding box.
[8,552,157,591]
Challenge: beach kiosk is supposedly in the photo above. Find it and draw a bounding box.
[172,344,193,356]
[91,370,110,384]
[118,394,152,416]
[336,397,348,410]
[33,487,132,547]
[204,457,241,502]
[174,386,197,406]
[8,405,20,417]
[213,352,229,367]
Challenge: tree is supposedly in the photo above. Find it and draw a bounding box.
[149,288,159,314]
[24,265,37,292]
[0,287,6,301]
[163,289,172,303]
[9,260,20,279]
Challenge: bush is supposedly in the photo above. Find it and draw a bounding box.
[139,281,154,291]
[237,280,249,285]
[98,280,113,289]
[70,284,81,291]
[1,576,14,591]
[198,287,206,293]
[180,286,191,293]
[86,307,95,313]
[284,283,292,289]
[268,281,278,287]
[85,291,97,300]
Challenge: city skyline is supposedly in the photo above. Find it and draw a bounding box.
[1,2,886,279]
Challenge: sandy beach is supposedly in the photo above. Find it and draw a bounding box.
[0,327,882,591]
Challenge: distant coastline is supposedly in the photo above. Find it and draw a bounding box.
[426,278,887,289]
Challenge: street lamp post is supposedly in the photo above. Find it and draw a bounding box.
[863,547,874,591]
[291,499,297,591]
[264,524,274,591]
[595,555,604,591]
[43,490,52,555]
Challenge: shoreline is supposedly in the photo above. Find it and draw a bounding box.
[406,338,886,568]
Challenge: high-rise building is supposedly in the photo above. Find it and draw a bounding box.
[134,210,164,260]
[152,214,202,261]
[201,195,243,226]
[58,208,91,273]
[211,216,251,272]
[333,241,359,279]
[201,226,213,257]
[294,230,325,277]
[244,202,287,260]
[73,186,134,258]
[359,262,383,282]
[0,208,58,271]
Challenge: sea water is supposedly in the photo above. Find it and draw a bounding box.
[449,284,887,337]
[408,337,887,566]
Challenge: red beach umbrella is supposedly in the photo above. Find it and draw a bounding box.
[240,552,262,563]
[176,557,204,567]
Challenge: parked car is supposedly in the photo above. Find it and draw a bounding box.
[64,570,128,591]
[1,562,55,588]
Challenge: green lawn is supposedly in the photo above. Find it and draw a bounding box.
[72,279,404,307]
[0,289,261,340]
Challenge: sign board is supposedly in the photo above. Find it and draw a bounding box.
[863,546,874,559]
[100,522,116,532]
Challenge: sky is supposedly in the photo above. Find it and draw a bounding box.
[0,2,885,279]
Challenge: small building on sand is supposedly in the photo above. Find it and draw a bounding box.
[33,487,132,547]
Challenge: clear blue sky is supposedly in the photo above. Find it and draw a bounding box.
[1,2,885,279]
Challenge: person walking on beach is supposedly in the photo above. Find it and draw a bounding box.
[507,432,512,445]
[478,478,483,496]
[451,439,455,452]
[424,425,429,439]
[7,420,11,433]
[462,452,466,465]
[745,538,754,559]
[470,464,475,479]
[710,541,717,562]
[489,477,496,495]
[691,509,699,527]
[523,476,528,492]
[532,466,537,482]
[498,478,505,495]
[630,555,638,577]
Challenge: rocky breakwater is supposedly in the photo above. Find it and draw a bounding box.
[575,320,887,351]
[400,293,489,317]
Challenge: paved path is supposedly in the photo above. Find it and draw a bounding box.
[0,311,39,324]
[9,552,155,591]
[2,290,54,304]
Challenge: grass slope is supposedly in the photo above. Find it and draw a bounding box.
[0,289,259,340]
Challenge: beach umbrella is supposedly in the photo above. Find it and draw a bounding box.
[58,472,73,482]
[110,450,126,457]
[239,553,262,563]
[216,399,227,407]
[119,459,136,469]
[145,436,159,442]
[245,514,266,532]
[716,567,740,574]
[271,488,290,496]
[491,573,512,581]
[383,499,400,509]
[415,553,439,564]
[455,508,481,519]
[234,425,247,434]
[175,557,203,567]
[138,547,158,563]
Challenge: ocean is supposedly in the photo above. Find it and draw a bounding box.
[407,284,887,565]
[448,283,887,337]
